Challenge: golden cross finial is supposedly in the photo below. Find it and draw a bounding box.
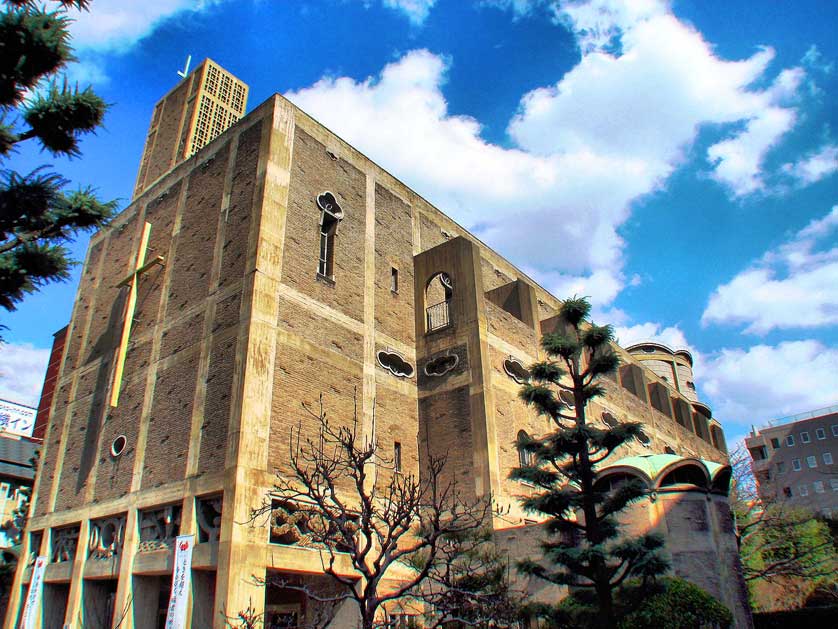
[109,222,165,408]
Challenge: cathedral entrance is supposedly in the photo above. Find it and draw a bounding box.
[191,569,217,628]
[82,578,118,628]
[42,582,70,629]
[132,575,171,629]
[264,572,358,628]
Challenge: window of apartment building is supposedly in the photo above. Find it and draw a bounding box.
[814,480,825,494]
[394,442,402,473]
[833,424,838,437]
[799,485,809,497]
[792,458,802,471]
[816,428,826,440]
[770,437,781,449]
[824,452,833,465]
[776,461,786,474]
[831,479,838,492]
[801,431,811,443]
[786,435,795,447]
[807,455,817,468]
[783,487,793,497]
[391,267,399,293]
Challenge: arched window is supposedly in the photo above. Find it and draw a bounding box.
[659,464,708,489]
[710,425,727,453]
[426,272,453,332]
[316,192,343,279]
[517,430,535,467]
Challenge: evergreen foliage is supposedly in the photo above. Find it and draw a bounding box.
[546,578,733,629]
[0,0,115,315]
[512,297,668,627]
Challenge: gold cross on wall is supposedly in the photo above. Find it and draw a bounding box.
[109,222,165,408]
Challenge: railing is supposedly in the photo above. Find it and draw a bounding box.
[764,403,838,427]
[426,299,451,332]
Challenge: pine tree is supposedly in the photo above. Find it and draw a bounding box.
[512,297,668,628]
[0,0,115,313]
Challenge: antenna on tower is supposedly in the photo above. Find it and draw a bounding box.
[177,55,192,79]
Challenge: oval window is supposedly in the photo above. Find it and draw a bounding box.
[110,435,127,457]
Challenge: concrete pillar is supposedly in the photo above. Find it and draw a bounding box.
[111,508,139,629]
[62,519,90,628]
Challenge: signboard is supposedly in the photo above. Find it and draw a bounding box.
[20,555,47,629]
[0,399,36,438]
[165,534,195,629]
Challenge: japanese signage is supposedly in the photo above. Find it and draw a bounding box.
[20,555,47,629]
[0,398,36,438]
[165,534,194,629]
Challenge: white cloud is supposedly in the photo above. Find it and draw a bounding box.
[62,0,227,83]
[706,106,797,196]
[0,342,50,407]
[68,0,223,52]
[382,0,436,25]
[702,206,838,333]
[701,341,838,428]
[781,143,838,186]
[614,321,692,352]
[286,1,809,309]
[509,3,804,200]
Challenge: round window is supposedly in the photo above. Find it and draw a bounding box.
[110,435,127,457]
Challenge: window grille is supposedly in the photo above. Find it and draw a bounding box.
[426,299,451,332]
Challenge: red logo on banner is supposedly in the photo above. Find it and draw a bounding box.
[180,541,189,551]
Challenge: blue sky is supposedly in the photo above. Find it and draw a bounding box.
[1,0,836,445]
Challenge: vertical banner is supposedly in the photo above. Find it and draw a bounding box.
[20,556,47,629]
[165,534,195,629]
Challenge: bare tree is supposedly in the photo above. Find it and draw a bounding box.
[411,527,525,628]
[730,441,836,585]
[251,394,489,629]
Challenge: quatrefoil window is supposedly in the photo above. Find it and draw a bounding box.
[377,350,414,378]
[316,191,343,219]
[503,357,530,384]
[424,354,459,377]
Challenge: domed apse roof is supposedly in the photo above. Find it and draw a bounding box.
[597,454,731,495]
[624,341,694,366]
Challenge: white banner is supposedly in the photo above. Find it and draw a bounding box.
[0,399,36,438]
[165,534,195,629]
[20,555,47,629]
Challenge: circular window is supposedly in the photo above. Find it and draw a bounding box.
[110,435,127,457]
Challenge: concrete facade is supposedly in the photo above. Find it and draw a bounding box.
[6,63,743,627]
[746,407,838,516]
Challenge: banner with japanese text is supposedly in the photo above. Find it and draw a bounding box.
[20,555,47,629]
[165,534,195,629]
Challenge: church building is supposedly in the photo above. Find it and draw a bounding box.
[5,60,749,628]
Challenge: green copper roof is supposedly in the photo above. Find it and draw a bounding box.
[602,453,728,482]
